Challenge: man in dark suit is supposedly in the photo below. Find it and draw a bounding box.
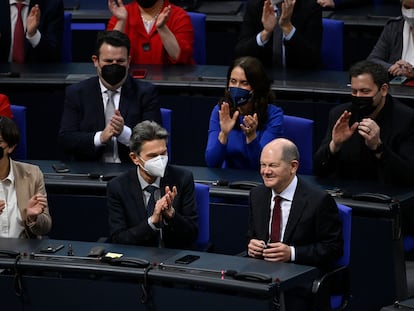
[107,120,198,248]
[59,30,161,162]
[234,0,322,69]
[314,60,414,236]
[0,0,64,63]
[248,138,343,310]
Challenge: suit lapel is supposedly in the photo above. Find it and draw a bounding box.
[283,179,308,243]
[127,169,147,220]
[92,77,106,129]
[256,186,272,241]
[0,2,12,60]
[118,76,133,119]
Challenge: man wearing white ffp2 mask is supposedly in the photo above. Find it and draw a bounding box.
[106,120,199,249]
[367,0,414,79]
[139,154,168,178]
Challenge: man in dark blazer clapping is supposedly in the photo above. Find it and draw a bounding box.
[234,0,322,69]
[59,30,161,163]
[248,138,343,311]
[107,121,198,249]
[0,0,64,63]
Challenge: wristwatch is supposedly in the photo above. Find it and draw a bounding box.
[371,142,384,154]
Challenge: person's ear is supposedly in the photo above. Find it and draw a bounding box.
[129,152,140,165]
[380,83,389,96]
[290,160,299,174]
[91,55,99,68]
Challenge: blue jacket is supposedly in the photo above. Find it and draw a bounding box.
[205,104,284,169]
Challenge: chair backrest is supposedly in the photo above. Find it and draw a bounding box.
[283,115,314,175]
[336,203,352,267]
[195,182,210,249]
[187,12,207,65]
[10,105,27,160]
[315,203,351,310]
[321,18,344,71]
[404,235,414,252]
[160,108,172,161]
[61,11,72,63]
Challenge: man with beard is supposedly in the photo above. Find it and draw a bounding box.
[314,60,414,237]
[59,30,161,163]
[313,60,414,186]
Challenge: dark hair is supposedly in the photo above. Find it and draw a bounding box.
[0,117,19,148]
[349,60,389,89]
[223,56,275,130]
[129,120,169,155]
[94,30,131,57]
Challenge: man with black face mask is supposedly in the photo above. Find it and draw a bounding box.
[313,60,414,186]
[59,30,161,162]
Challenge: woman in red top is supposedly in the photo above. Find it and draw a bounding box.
[0,94,13,119]
[108,0,194,65]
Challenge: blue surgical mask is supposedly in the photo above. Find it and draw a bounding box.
[229,87,253,107]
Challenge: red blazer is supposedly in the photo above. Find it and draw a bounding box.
[107,1,194,65]
[0,94,13,118]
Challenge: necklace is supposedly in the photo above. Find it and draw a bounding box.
[141,1,164,26]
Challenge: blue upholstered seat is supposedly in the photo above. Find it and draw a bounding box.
[195,182,210,250]
[10,105,27,160]
[187,12,207,65]
[313,203,352,311]
[283,115,314,175]
[160,108,172,161]
[322,18,344,71]
[61,12,72,63]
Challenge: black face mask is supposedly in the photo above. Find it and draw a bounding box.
[136,0,157,8]
[101,64,126,86]
[349,95,378,124]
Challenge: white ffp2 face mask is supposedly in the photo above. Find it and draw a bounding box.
[402,7,414,26]
[140,155,168,178]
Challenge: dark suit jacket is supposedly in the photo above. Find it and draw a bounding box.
[313,94,414,186]
[0,0,64,63]
[367,17,404,71]
[59,75,162,162]
[234,0,322,69]
[248,177,343,269]
[107,165,199,249]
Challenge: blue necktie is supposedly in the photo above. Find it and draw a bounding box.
[145,185,157,216]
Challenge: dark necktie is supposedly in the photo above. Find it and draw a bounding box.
[272,8,283,68]
[270,196,282,242]
[145,185,157,216]
[103,90,116,162]
[13,2,25,63]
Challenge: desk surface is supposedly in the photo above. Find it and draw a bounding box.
[1,63,413,100]
[0,237,317,294]
[26,159,414,219]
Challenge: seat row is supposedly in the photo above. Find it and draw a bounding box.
[62,12,344,70]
